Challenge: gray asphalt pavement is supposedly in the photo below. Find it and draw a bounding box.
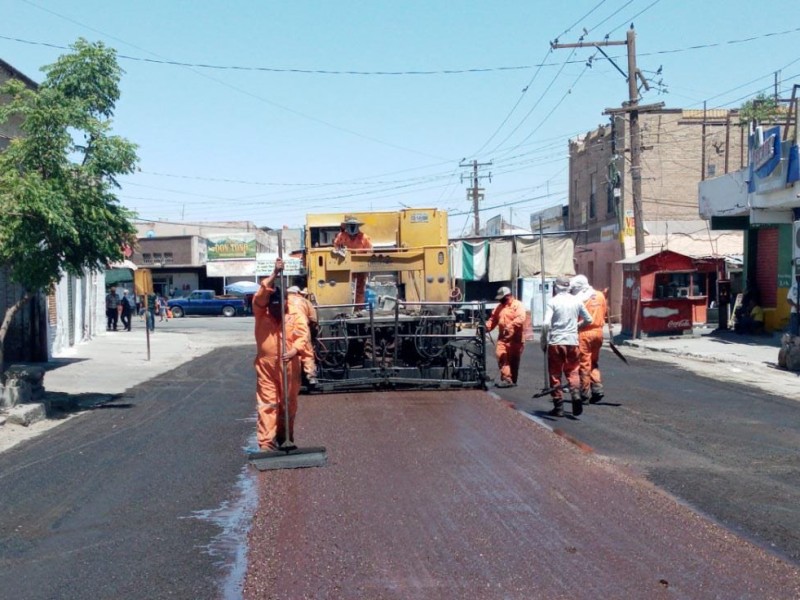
[487,326,800,564]
[1,316,798,597]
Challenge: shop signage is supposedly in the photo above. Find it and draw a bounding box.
[207,233,257,260]
[752,127,779,173]
[623,210,635,237]
[255,253,304,276]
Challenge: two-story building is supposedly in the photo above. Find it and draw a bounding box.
[699,100,799,332]
[570,108,746,321]
[131,221,303,296]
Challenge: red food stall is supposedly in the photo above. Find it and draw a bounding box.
[618,250,707,337]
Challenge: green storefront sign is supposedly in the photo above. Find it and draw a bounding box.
[207,234,257,260]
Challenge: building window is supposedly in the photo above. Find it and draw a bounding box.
[164,252,174,264]
[142,253,153,264]
[589,173,596,220]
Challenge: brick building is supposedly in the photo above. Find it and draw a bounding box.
[569,108,746,321]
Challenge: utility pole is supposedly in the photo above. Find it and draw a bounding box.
[459,159,492,235]
[553,26,657,255]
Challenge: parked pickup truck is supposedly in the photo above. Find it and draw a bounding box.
[167,290,246,318]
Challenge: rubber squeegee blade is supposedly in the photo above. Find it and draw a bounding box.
[248,447,328,471]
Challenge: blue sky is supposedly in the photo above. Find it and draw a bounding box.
[2,0,799,236]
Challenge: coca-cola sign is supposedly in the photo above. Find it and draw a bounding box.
[667,318,691,329]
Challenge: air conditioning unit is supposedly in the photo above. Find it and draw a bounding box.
[794,220,800,265]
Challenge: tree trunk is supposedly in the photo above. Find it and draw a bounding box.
[0,292,31,380]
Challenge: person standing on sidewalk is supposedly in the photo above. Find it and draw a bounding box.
[486,286,526,388]
[570,274,607,404]
[105,286,120,331]
[541,277,593,417]
[252,259,311,451]
[120,289,134,332]
[287,286,318,387]
[788,274,799,337]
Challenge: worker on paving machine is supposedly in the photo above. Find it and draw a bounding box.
[570,274,607,404]
[252,259,311,450]
[486,286,527,388]
[541,277,593,417]
[333,215,373,305]
[287,285,318,387]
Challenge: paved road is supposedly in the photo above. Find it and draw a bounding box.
[489,344,800,564]
[243,389,799,599]
[0,346,256,600]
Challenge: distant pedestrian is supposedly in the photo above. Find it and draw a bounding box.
[570,274,607,404]
[120,289,134,331]
[158,296,168,322]
[105,286,120,331]
[486,286,526,388]
[541,277,593,418]
[788,275,799,337]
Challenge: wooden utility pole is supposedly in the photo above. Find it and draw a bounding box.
[459,159,492,235]
[553,26,652,255]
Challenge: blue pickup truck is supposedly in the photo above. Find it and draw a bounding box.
[167,290,246,318]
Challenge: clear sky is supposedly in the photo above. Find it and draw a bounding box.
[2,0,799,236]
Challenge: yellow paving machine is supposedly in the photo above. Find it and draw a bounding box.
[304,209,487,391]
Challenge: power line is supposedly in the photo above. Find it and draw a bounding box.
[4,27,800,77]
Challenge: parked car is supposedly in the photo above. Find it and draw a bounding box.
[167,290,246,317]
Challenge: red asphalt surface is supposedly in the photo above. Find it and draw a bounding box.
[243,390,800,600]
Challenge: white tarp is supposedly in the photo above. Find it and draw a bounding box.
[488,239,514,282]
[516,236,575,278]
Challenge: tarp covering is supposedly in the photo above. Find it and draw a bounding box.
[450,241,488,281]
[516,236,575,278]
[488,239,514,282]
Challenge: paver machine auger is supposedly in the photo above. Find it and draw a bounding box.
[303,209,488,392]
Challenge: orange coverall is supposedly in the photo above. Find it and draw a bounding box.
[253,285,310,450]
[578,289,607,401]
[333,230,372,305]
[288,292,318,380]
[486,297,526,384]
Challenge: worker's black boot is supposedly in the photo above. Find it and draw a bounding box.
[590,384,604,404]
[571,390,583,417]
[549,399,564,418]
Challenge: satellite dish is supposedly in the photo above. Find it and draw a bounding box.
[146,230,155,238]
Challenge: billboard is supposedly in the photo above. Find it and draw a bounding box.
[206,233,257,260]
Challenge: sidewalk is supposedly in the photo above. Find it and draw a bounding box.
[0,323,249,453]
[619,324,782,365]
[615,323,800,400]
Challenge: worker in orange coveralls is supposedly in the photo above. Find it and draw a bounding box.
[486,286,526,388]
[570,274,608,404]
[252,259,311,451]
[333,215,372,305]
[287,285,318,387]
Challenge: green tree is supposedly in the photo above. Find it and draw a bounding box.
[739,92,781,125]
[0,38,137,373]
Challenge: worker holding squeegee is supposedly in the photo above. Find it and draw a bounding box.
[252,258,311,451]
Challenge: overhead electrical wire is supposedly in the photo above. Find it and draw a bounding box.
[3,27,799,77]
